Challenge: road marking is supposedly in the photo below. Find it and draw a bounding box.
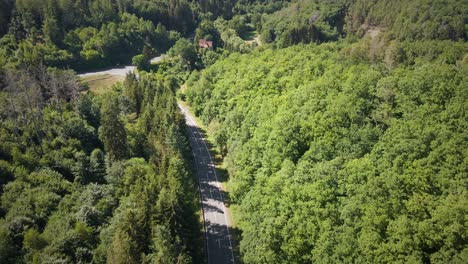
[187,128,211,264]
[180,104,235,264]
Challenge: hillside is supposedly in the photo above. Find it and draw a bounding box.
[0,70,203,263]
[185,39,468,263]
[0,0,467,263]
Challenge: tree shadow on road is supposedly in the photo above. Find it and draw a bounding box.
[205,222,242,264]
[191,126,230,181]
[185,123,241,263]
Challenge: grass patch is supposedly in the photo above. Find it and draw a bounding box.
[81,74,125,95]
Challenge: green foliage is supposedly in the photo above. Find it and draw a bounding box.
[229,15,251,38]
[0,69,201,262]
[75,94,101,129]
[0,0,288,69]
[200,49,221,67]
[23,228,47,251]
[98,95,128,161]
[257,0,467,48]
[0,1,187,70]
[259,0,345,46]
[186,39,468,263]
[169,38,199,68]
[0,160,14,190]
[132,54,150,71]
[214,18,257,53]
[0,224,17,263]
[195,19,222,48]
[346,0,467,41]
[1,1,466,263]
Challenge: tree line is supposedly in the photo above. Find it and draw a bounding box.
[184,30,468,264]
[256,0,466,47]
[0,0,286,71]
[0,0,467,263]
[0,66,203,263]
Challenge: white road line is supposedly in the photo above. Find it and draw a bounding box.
[180,104,236,264]
[187,126,211,264]
[187,119,225,264]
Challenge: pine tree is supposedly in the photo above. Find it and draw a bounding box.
[124,72,143,115]
[89,149,106,182]
[98,95,128,161]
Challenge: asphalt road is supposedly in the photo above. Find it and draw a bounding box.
[77,66,136,77]
[77,55,167,77]
[178,103,235,264]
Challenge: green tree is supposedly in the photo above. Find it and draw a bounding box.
[169,38,198,68]
[185,38,468,263]
[89,149,106,183]
[23,228,47,251]
[132,54,150,71]
[43,16,61,45]
[124,72,143,115]
[98,95,128,161]
[0,226,17,263]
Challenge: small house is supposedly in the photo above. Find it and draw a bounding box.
[198,39,213,49]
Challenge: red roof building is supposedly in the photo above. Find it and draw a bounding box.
[198,39,213,49]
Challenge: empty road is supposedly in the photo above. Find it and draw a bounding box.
[178,103,235,264]
[77,65,136,77]
[77,55,167,77]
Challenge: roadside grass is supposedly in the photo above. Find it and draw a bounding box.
[81,74,124,95]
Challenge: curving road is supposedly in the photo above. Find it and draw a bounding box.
[77,55,167,78]
[178,103,235,264]
[77,66,136,77]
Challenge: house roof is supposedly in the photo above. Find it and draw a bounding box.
[198,39,213,48]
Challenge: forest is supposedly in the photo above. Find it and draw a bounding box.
[0,0,285,70]
[0,65,204,262]
[184,0,467,263]
[0,0,467,263]
[186,40,467,263]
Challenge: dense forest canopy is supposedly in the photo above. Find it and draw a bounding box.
[258,0,467,46]
[0,0,290,70]
[0,64,203,262]
[0,0,467,263]
[0,1,212,255]
[0,0,465,71]
[182,0,468,263]
[185,39,468,262]
[0,0,194,69]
